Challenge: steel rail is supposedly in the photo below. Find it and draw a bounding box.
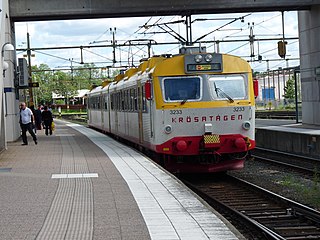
[181,175,320,239]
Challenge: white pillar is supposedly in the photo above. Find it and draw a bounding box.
[0,0,20,152]
[298,5,320,125]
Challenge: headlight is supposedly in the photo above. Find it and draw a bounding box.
[194,54,203,63]
[205,54,213,62]
[242,121,251,130]
[164,125,172,134]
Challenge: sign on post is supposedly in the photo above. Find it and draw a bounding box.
[28,82,39,87]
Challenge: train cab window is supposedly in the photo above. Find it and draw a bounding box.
[162,76,201,102]
[208,75,247,101]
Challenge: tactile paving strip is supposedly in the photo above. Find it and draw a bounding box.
[36,136,93,240]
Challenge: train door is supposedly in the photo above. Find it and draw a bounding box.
[100,93,104,129]
[107,85,112,133]
[115,92,119,134]
[87,96,91,125]
[145,80,154,140]
[137,82,144,143]
[124,89,129,136]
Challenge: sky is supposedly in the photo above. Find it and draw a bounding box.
[14,11,299,73]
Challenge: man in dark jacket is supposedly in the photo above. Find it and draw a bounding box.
[41,106,53,135]
[34,105,42,130]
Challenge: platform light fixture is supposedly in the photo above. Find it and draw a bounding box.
[1,42,14,150]
[1,42,14,56]
[2,61,9,71]
[1,42,14,77]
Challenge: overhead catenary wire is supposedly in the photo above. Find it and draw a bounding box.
[16,12,299,72]
[83,48,114,62]
[194,13,252,42]
[33,50,81,64]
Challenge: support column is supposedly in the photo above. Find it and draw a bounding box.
[0,0,19,152]
[298,5,320,125]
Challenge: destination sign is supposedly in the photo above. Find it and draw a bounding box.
[187,63,222,72]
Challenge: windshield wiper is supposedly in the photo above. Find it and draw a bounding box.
[180,98,188,105]
[214,82,234,103]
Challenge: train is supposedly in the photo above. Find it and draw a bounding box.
[87,46,257,173]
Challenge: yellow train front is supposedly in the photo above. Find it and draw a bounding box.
[88,46,256,173]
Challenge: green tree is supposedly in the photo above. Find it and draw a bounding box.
[31,63,115,106]
[283,76,295,102]
[32,64,55,105]
[53,71,78,106]
[73,63,104,90]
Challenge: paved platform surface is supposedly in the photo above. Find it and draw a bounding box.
[0,119,242,240]
[256,119,320,134]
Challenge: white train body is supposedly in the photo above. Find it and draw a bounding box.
[88,47,256,173]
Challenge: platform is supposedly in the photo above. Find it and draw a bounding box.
[255,119,320,158]
[0,119,242,240]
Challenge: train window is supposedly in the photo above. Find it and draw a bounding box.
[123,90,126,111]
[126,89,130,111]
[125,90,128,111]
[137,87,141,111]
[114,93,117,110]
[142,86,147,112]
[97,96,100,109]
[129,88,133,111]
[121,91,125,111]
[112,93,115,110]
[110,94,114,110]
[104,95,108,110]
[116,92,121,111]
[162,76,201,102]
[208,75,248,100]
[133,88,138,111]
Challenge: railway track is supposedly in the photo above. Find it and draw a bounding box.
[182,174,320,240]
[251,147,320,178]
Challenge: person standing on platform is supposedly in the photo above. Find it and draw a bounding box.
[29,105,37,134]
[19,102,38,145]
[34,104,42,131]
[41,106,53,136]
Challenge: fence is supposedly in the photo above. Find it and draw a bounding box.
[52,104,86,111]
[255,66,301,122]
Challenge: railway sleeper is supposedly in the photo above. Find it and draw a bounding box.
[274,225,319,232]
[245,210,289,217]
